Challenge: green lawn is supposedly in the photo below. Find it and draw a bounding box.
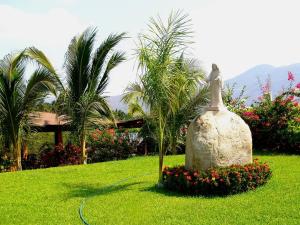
[0,154,299,225]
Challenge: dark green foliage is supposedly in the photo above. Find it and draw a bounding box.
[88,128,138,162]
[0,47,61,170]
[62,27,126,163]
[39,143,81,168]
[240,78,300,153]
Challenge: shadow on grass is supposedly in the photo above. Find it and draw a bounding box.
[141,184,256,199]
[142,185,229,199]
[63,181,143,199]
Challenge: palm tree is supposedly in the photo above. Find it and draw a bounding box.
[0,47,61,170]
[63,27,126,164]
[123,11,202,183]
[165,57,208,154]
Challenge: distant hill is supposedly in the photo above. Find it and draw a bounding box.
[108,64,300,111]
[107,95,128,112]
[225,64,300,103]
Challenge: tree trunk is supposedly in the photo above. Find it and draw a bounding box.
[171,140,177,155]
[81,132,87,164]
[158,128,164,184]
[144,142,148,155]
[158,146,164,183]
[22,141,28,160]
[13,141,22,171]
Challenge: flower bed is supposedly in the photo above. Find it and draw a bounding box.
[162,159,271,196]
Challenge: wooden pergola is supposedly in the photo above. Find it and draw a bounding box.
[30,112,144,145]
[116,118,144,129]
[30,112,71,145]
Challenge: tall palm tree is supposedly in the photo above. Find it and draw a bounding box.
[165,57,208,154]
[0,47,61,170]
[123,11,201,183]
[63,27,126,164]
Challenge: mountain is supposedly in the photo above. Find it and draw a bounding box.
[225,64,300,104]
[107,95,128,112]
[109,63,300,111]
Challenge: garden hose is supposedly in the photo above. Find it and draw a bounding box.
[78,172,155,225]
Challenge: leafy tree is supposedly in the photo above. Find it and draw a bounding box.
[0,47,61,170]
[123,11,206,183]
[113,109,134,121]
[63,27,126,164]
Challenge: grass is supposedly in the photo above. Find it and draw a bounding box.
[0,154,299,225]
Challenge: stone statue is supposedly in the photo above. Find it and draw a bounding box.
[206,64,224,111]
[185,64,252,171]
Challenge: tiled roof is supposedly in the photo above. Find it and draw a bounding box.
[29,112,69,127]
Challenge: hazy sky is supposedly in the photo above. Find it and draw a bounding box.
[0,0,300,95]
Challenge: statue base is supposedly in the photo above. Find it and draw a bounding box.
[185,108,252,171]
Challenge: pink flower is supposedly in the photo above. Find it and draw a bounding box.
[288,71,295,81]
[296,83,300,89]
[262,83,270,94]
[287,95,294,101]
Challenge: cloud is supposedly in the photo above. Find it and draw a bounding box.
[0,5,88,73]
[189,0,300,79]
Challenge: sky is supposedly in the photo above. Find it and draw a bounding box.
[0,0,300,95]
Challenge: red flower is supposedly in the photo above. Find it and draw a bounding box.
[287,95,294,101]
[288,71,295,81]
[262,122,271,127]
[294,102,299,107]
[296,83,300,89]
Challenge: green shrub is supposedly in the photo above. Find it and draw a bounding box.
[0,157,12,172]
[162,159,271,196]
[240,74,300,153]
[87,128,138,163]
[40,143,81,168]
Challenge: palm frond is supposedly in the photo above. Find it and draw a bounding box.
[23,68,58,111]
[90,32,126,89]
[96,51,126,95]
[65,27,96,103]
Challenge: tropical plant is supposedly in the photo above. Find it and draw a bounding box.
[0,47,60,170]
[165,57,208,154]
[240,73,300,153]
[123,11,206,183]
[63,27,126,164]
[223,82,248,114]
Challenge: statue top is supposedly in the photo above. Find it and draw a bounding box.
[206,64,225,111]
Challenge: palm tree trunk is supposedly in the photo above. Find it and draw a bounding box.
[158,141,164,183]
[22,141,28,160]
[13,141,22,171]
[158,113,164,184]
[171,141,177,155]
[81,132,87,164]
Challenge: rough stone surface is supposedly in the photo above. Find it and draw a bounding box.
[185,108,252,171]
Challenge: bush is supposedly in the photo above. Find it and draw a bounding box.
[162,159,271,196]
[40,143,81,168]
[240,74,300,153]
[22,154,40,170]
[88,128,138,163]
[0,156,12,172]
